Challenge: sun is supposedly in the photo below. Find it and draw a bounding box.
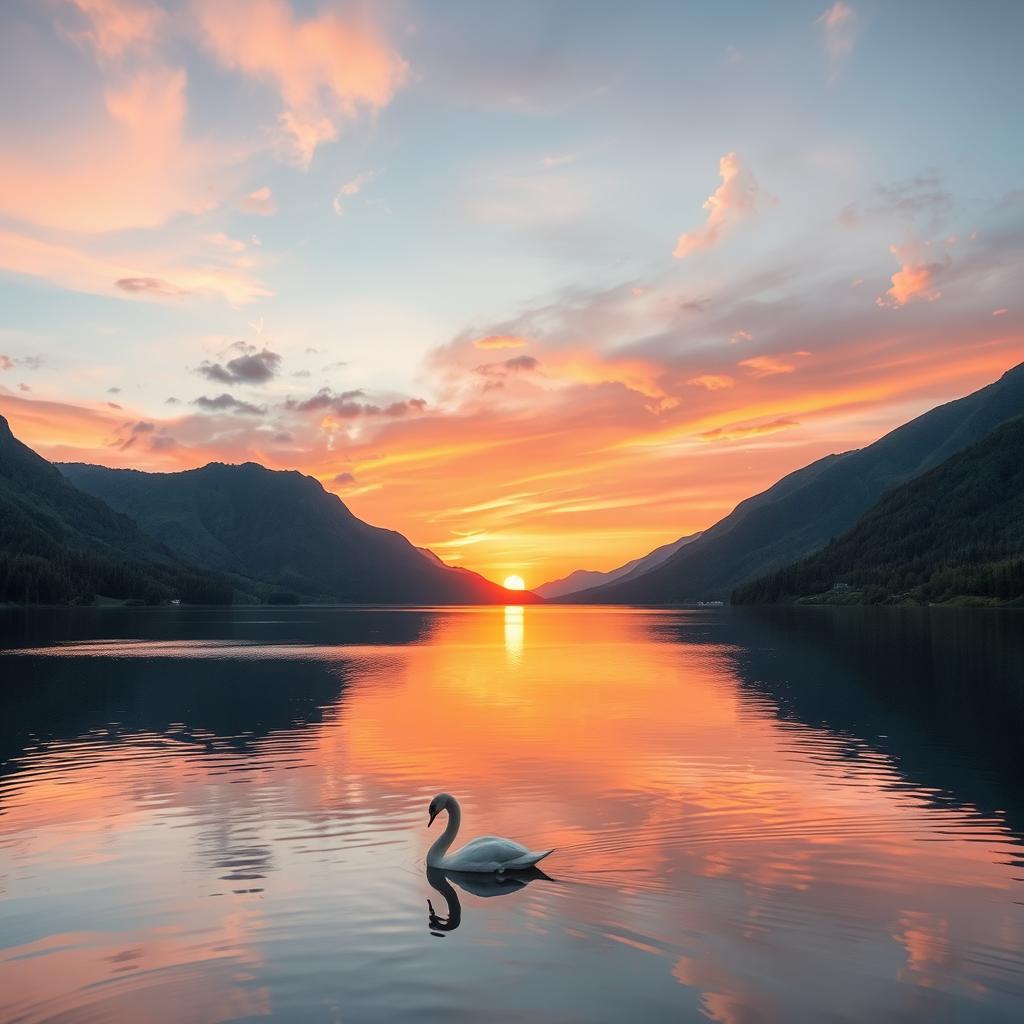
[503,575,526,591]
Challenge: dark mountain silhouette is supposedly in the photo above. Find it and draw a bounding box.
[734,415,1024,605]
[0,413,233,605]
[60,460,537,604]
[535,531,702,599]
[562,362,1024,604]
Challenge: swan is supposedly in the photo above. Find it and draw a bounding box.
[426,793,554,873]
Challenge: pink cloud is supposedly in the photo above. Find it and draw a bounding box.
[240,186,276,216]
[0,65,229,233]
[877,242,947,308]
[194,0,408,168]
[817,3,858,80]
[64,0,163,59]
[673,153,762,260]
[0,229,272,306]
[993,308,1008,317]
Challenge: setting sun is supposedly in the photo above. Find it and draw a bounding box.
[503,575,526,591]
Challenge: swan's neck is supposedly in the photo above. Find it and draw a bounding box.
[427,799,461,867]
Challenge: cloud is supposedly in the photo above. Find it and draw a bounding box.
[150,434,177,450]
[472,334,529,350]
[0,356,14,370]
[194,0,408,168]
[688,375,735,391]
[107,386,122,394]
[475,354,541,379]
[840,171,952,229]
[332,169,376,215]
[63,0,164,60]
[730,330,753,344]
[993,308,1008,317]
[241,186,276,216]
[116,275,188,297]
[674,153,762,260]
[701,418,800,442]
[817,2,858,79]
[131,420,155,433]
[876,242,948,308]
[197,346,281,384]
[285,386,427,419]
[738,353,810,377]
[193,393,266,415]
[332,471,356,485]
[0,224,271,307]
[0,65,231,234]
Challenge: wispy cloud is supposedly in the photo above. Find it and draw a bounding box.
[674,153,763,260]
[817,2,859,80]
[193,0,408,168]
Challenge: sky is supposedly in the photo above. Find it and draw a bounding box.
[0,0,1022,587]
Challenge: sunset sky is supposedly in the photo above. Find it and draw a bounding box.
[1,0,1022,586]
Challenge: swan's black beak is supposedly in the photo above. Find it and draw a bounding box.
[428,808,438,828]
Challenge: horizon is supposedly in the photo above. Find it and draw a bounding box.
[1,0,1023,586]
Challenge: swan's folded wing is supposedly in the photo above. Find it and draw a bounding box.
[456,836,531,860]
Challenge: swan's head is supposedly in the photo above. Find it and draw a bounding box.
[428,793,454,827]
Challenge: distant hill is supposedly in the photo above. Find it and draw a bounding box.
[60,461,536,605]
[535,532,702,599]
[0,414,232,605]
[733,416,1024,606]
[561,362,1024,603]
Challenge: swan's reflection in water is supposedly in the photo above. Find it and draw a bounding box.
[426,865,551,935]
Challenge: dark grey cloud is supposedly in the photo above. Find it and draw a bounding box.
[193,393,267,415]
[273,431,293,443]
[165,396,180,405]
[107,386,122,394]
[198,346,281,385]
[150,435,178,451]
[132,420,155,433]
[285,387,426,419]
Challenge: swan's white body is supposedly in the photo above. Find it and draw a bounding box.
[426,793,553,873]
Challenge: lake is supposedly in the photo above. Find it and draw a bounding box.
[1,605,1023,1022]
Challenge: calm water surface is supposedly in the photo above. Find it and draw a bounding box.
[1,606,1023,1022]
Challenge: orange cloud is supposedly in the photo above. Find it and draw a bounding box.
[674,153,762,260]
[194,0,408,167]
[701,417,800,442]
[688,375,736,391]
[877,242,947,308]
[738,353,810,377]
[473,334,530,350]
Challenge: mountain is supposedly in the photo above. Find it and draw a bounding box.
[535,532,702,599]
[0,414,233,604]
[733,415,1024,606]
[561,361,1024,604]
[60,461,537,604]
